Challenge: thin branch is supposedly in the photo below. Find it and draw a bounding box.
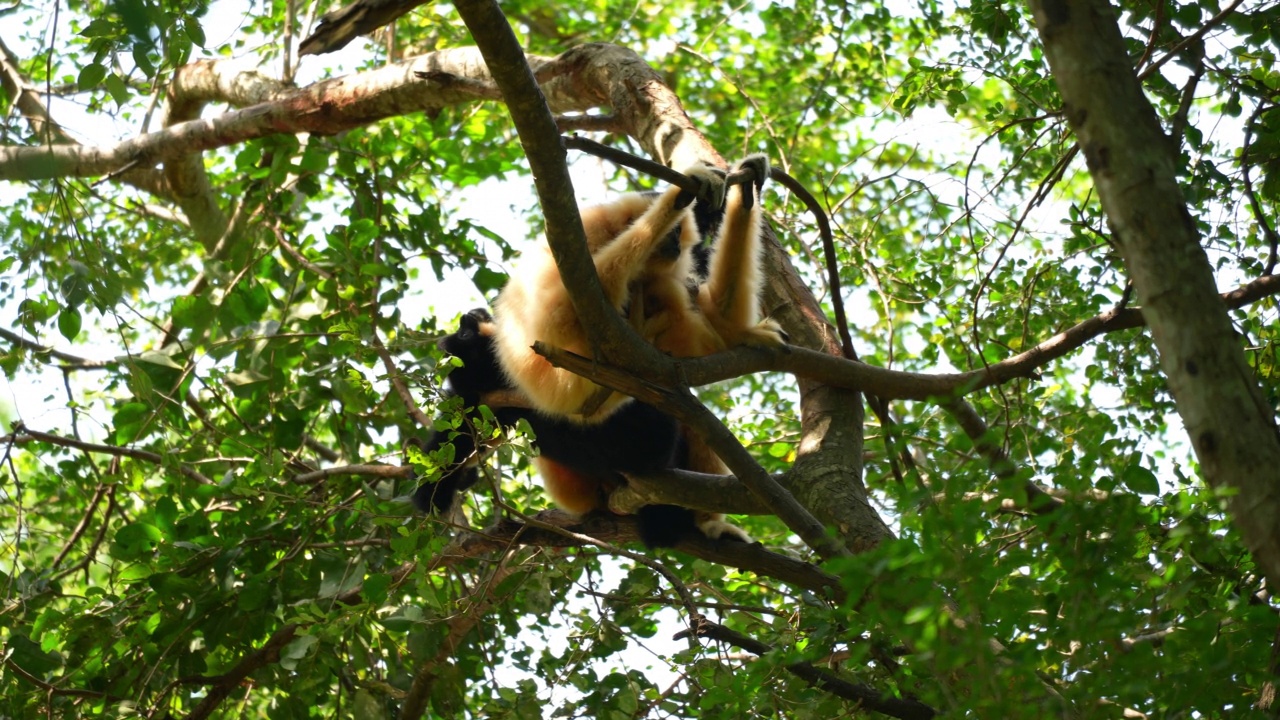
[369,331,434,429]
[51,485,118,583]
[1242,102,1279,275]
[5,658,120,700]
[1135,0,1246,81]
[683,621,937,719]
[185,624,299,720]
[50,483,107,569]
[292,463,413,483]
[675,274,1280,400]
[10,426,214,485]
[400,549,525,720]
[390,509,845,601]
[579,589,787,616]
[939,398,1064,513]
[508,503,705,643]
[0,327,115,368]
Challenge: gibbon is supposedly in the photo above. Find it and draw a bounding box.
[493,155,783,420]
[412,308,732,548]
[482,154,782,542]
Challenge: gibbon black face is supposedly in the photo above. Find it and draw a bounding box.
[413,309,733,546]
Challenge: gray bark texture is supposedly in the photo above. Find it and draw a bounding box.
[1028,0,1280,587]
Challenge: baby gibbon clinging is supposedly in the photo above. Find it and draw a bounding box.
[486,155,784,542]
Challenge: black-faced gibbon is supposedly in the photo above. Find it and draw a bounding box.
[413,308,727,547]
[484,155,783,542]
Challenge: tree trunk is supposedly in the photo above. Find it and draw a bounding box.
[1027,0,1280,587]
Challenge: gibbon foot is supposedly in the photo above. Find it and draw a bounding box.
[675,163,728,211]
[732,154,770,210]
[697,516,753,544]
[740,318,789,349]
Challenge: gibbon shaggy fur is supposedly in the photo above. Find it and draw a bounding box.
[482,155,782,542]
[412,308,726,548]
[492,155,784,423]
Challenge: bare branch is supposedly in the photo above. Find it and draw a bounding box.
[292,463,413,483]
[0,327,115,369]
[9,426,214,485]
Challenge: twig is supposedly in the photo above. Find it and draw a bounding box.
[682,621,937,719]
[0,327,114,368]
[51,485,118,583]
[1242,102,1279,275]
[5,658,120,700]
[10,425,214,485]
[50,483,106,569]
[369,330,434,429]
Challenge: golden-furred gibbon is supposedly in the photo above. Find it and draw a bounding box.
[478,155,783,543]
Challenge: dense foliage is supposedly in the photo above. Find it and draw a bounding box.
[2,0,1278,717]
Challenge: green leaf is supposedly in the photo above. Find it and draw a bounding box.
[77,63,108,90]
[57,307,81,341]
[1121,464,1161,495]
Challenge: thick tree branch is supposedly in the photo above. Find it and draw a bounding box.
[300,0,429,55]
[161,60,293,249]
[0,48,580,182]
[610,468,772,515]
[676,274,1280,399]
[536,342,848,559]
[453,0,666,368]
[1028,0,1280,588]
[0,36,170,198]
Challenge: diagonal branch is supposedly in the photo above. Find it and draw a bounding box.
[9,426,214,485]
[451,0,844,560]
[677,274,1280,400]
[684,621,937,719]
[185,624,300,720]
[536,342,848,559]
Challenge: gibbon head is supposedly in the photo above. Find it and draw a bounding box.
[437,308,507,398]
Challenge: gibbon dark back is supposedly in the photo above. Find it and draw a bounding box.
[412,309,705,546]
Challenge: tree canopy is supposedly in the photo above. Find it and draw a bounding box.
[2,0,1279,717]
